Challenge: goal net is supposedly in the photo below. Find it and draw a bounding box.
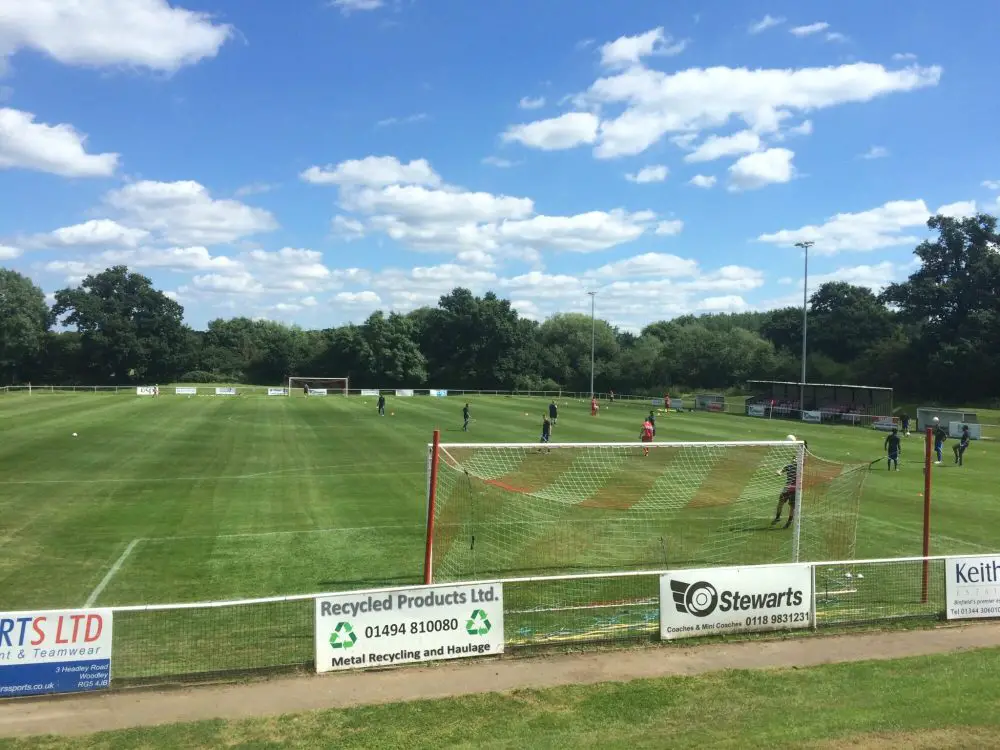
[287,377,349,396]
[423,438,869,585]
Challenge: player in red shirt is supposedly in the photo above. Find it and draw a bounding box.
[591,397,599,417]
[640,418,654,456]
[663,392,671,413]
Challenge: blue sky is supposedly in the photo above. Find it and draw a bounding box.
[1,0,998,331]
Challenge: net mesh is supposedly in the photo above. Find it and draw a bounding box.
[429,441,869,583]
[288,377,348,395]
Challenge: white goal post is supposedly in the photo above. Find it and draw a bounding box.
[422,433,869,586]
[287,376,349,396]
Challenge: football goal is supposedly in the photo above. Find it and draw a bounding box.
[422,434,870,585]
[286,376,349,396]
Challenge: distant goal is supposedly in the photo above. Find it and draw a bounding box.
[287,376,349,396]
[422,434,870,585]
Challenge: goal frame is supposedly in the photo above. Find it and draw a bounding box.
[286,376,349,396]
[422,430,807,585]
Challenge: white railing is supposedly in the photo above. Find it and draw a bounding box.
[98,554,959,683]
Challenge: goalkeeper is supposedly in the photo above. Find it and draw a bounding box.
[772,441,804,529]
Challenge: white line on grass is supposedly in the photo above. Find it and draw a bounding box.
[145,524,427,542]
[84,538,143,608]
[0,463,427,486]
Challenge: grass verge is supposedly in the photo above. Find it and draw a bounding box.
[4,647,1000,749]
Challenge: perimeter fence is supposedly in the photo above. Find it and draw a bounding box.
[103,554,958,686]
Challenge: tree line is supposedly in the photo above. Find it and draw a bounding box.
[2,213,998,400]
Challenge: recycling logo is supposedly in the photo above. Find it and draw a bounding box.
[466,609,492,636]
[329,621,357,649]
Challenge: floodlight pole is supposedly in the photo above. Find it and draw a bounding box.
[588,291,597,399]
[795,241,814,418]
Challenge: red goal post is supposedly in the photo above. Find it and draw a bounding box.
[286,376,349,396]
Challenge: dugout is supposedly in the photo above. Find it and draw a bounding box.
[746,380,894,424]
[916,407,979,432]
[694,394,726,412]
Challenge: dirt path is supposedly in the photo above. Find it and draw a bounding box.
[3,623,1000,739]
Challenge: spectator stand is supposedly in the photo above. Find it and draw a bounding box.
[745,380,895,428]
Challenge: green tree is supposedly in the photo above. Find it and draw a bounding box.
[808,282,897,363]
[0,268,50,384]
[52,266,188,383]
[881,213,1000,398]
[361,311,427,385]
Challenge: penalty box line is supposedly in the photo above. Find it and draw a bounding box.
[84,538,144,608]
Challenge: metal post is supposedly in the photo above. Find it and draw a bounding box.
[587,291,597,399]
[795,241,814,417]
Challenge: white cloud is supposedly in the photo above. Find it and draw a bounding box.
[590,252,698,278]
[787,120,813,136]
[654,219,684,236]
[0,0,232,72]
[330,0,384,13]
[599,27,688,69]
[0,245,22,260]
[0,108,119,177]
[790,22,830,37]
[518,96,545,110]
[688,174,717,189]
[683,265,765,292]
[301,156,441,187]
[728,148,795,191]
[246,248,331,284]
[375,113,428,127]
[104,180,278,245]
[684,130,761,162]
[892,53,918,61]
[192,272,262,294]
[749,15,785,34]
[100,245,244,274]
[497,210,653,252]
[43,219,150,248]
[757,199,933,254]
[332,215,366,240]
[481,156,516,168]
[234,182,276,197]
[625,164,668,183]
[345,184,534,224]
[826,32,848,43]
[501,112,600,151]
[335,290,382,305]
[546,61,941,159]
[981,180,1000,190]
[309,155,664,263]
[861,145,889,159]
[698,295,748,312]
[936,200,977,218]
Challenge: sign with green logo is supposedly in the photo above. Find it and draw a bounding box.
[314,583,505,673]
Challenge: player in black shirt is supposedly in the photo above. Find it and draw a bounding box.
[377,394,386,416]
[772,461,799,530]
[933,423,948,464]
[884,427,901,471]
[953,425,971,466]
[462,403,471,432]
[549,400,558,425]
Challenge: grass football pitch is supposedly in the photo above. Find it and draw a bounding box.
[1,391,998,613]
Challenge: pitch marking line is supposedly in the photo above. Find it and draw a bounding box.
[144,525,427,542]
[84,538,143,608]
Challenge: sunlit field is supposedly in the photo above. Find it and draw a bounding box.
[0,391,997,611]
